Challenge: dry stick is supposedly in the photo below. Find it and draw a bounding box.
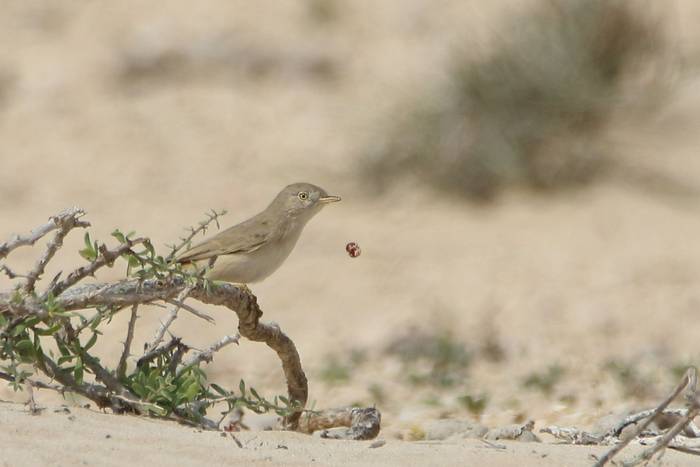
[0,207,89,260]
[49,238,146,299]
[625,406,700,466]
[178,333,240,373]
[604,407,700,440]
[623,369,700,466]
[594,368,696,467]
[607,407,690,438]
[74,302,127,334]
[297,407,382,440]
[24,211,88,293]
[60,321,145,414]
[0,371,65,393]
[40,357,114,409]
[25,384,41,415]
[165,208,227,262]
[164,298,215,324]
[138,337,186,368]
[143,287,193,355]
[117,304,139,379]
[1,264,28,279]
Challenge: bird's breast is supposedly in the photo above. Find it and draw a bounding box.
[207,221,305,283]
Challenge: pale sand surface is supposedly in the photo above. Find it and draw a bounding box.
[2,402,699,467]
[2,1,700,465]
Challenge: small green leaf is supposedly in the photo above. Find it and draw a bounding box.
[210,383,228,396]
[111,230,126,243]
[79,233,97,261]
[79,248,96,262]
[84,332,98,351]
[15,339,34,354]
[145,241,155,259]
[23,316,40,327]
[132,381,146,397]
[57,355,75,365]
[74,358,84,385]
[182,380,201,401]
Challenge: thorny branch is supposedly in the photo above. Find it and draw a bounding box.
[0,208,380,439]
[0,207,89,260]
[143,286,193,355]
[24,211,88,293]
[165,208,227,261]
[179,333,240,372]
[117,305,138,379]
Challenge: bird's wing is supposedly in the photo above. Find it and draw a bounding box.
[175,215,274,263]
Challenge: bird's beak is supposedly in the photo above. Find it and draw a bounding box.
[319,195,341,204]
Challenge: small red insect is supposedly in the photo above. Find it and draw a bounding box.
[346,242,361,258]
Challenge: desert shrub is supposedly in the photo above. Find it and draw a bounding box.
[365,0,668,200]
[0,209,301,428]
[385,328,471,388]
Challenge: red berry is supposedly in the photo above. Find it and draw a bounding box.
[346,242,361,258]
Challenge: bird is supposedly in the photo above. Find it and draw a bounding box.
[175,182,340,284]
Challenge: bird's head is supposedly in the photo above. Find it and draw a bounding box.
[271,182,341,219]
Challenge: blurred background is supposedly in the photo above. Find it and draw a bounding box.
[2,0,700,436]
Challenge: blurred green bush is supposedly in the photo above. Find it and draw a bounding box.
[366,0,669,200]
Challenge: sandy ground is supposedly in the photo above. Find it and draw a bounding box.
[3,402,700,467]
[2,0,700,465]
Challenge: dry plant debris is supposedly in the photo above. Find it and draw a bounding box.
[542,367,700,466]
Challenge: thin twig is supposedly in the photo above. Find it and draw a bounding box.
[228,433,244,448]
[74,303,126,335]
[1,265,29,279]
[178,334,240,374]
[117,304,139,379]
[0,207,89,260]
[57,322,144,413]
[25,384,43,415]
[25,211,87,293]
[608,408,688,438]
[622,369,700,466]
[0,371,64,393]
[164,298,215,324]
[143,287,192,355]
[49,238,146,298]
[109,394,169,414]
[165,209,227,262]
[138,337,188,369]
[595,368,696,467]
[625,406,700,466]
[40,357,114,409]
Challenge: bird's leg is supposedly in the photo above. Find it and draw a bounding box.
[233,283,252,295]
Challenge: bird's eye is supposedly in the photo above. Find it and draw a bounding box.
[298,192,309,201]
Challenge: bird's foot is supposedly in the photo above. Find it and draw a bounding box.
[232,283,252,295]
